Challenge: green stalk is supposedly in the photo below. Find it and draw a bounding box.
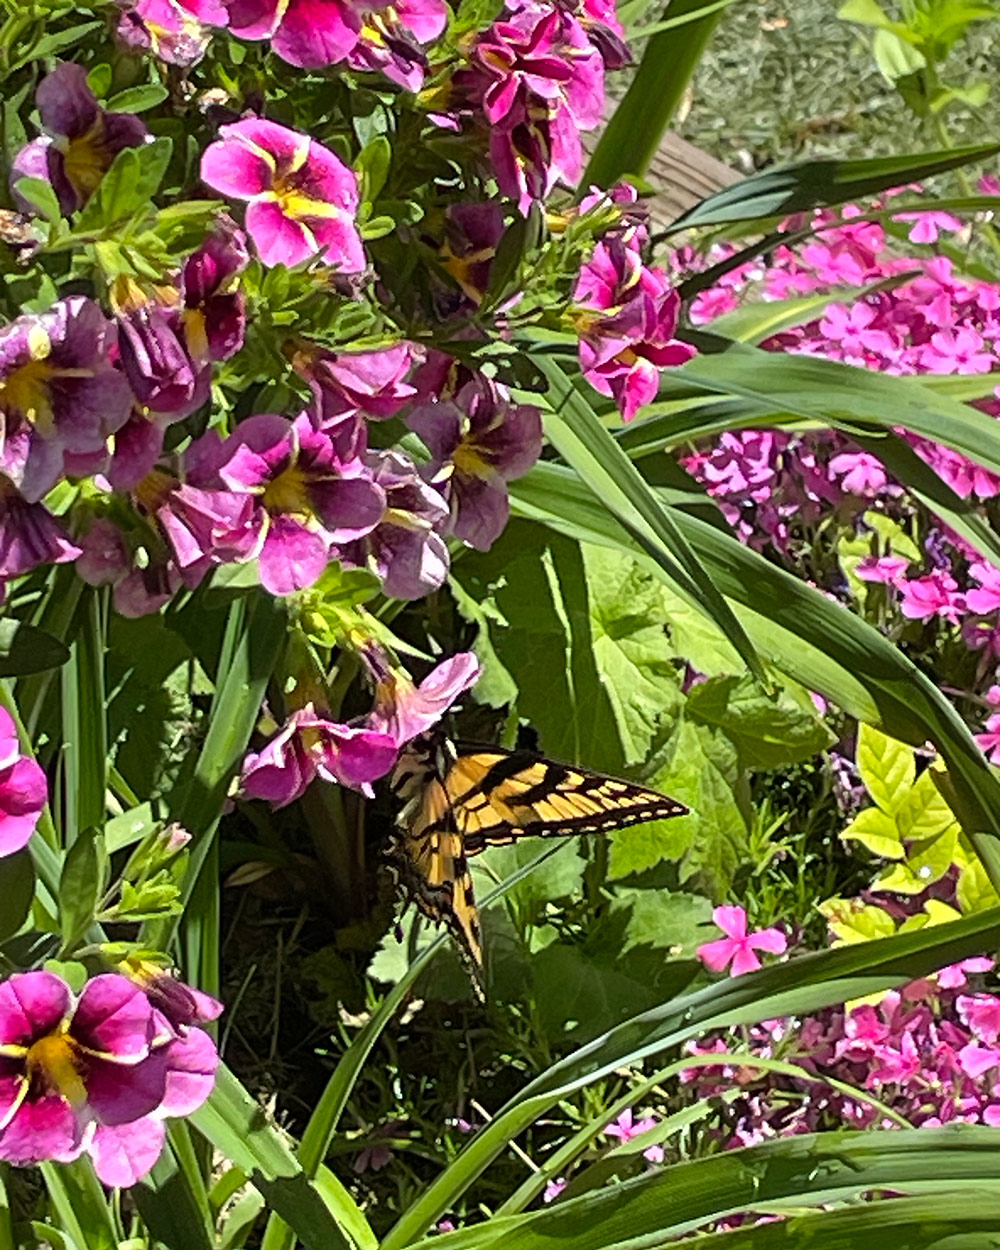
[584,0,727,187]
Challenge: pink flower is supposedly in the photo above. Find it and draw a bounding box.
[0,708,47,856]
[919,328,995,375]
[819,303,896,360]
[0,971,218,1187]
[855,555,910,584]
[828,450,888,496]
[604,1108,663,1162]
[240,704,398,806]
[226,0,359,67]
[897,571,965,623]
[938,958,994,990]
[894,210,964,245]
[543,1178,567,1203]
[200,118,364,271]
[958,994,1000,1044]
[574,239,695,421]
[966,562,1000,614]
[367,650,481,748]
[697,905,787,977]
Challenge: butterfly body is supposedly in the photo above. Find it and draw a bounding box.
[389,734,688,997]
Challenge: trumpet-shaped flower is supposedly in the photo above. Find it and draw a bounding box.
[347,0,448,89]
[0,971,218,1186]
[574,239,695,420]
[0,298,132,502]
[201,118,365,270]
[408,373,542,551]
[697,905,786,977]
[0,483,80,584]
[0,708,47,857]
[10,63,150,215]
[366,649,481,747]
[117,0,228,66]
[240,704,398,805]
[341,450,450,600]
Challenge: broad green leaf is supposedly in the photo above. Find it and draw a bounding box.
[896,766,956,840]
[872,27,927,80]
[58,828,105,952]
[611,888,714,954]
[583,544,685,765]
[667,142,1000,232]
[839,806,903,859]
[837,0,894,28]
[0,619,69,677]
[957,839,1000,913]
[482,839,585,913]
[12,176,61,226]
[684,672,834,769]
[630,715,746,894]
[857,723,915,814]
[659,583,744,676]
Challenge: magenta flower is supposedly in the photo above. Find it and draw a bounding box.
[697,905,787,977]
[0,483,80,583]
[0,971,217,1186]
[489,100,583,214]
[240,704,398,806]
[919,328,994,375]
[828,450,888,497]
[604,1108,664,1162]
[408,373,542,551]
[965,562,1000,614]
[119,960,223,1036]
[10,63,150,215]
[340,450,450,600]
[208,413,384,595]
[347,0,448,89]
[180,217,249,367]
[543,1178,567,1203]
[938,958,994,990]
[116,304,209,420]
[855,555,910,585]
[366,649,480,748]
[975,713,1000,764]
[574,240,695,421]
[226,0,360,68]
[897,571,964,624]
[893,209,964,245]
[299,342,420,423]
[117,0,227,65]
[200,118,365,271]
[0,298,132,502]
[0,709,47,856]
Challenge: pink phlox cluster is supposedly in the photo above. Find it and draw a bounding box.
[683,956,1000,1146]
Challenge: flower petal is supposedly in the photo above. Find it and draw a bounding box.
[156,1027,219,1117]
[711,905,748,941]
[0,971,70,1046]
[72,974,155,1060]
[89,1116,165,1186]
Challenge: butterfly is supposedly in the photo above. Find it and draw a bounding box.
[388,733,688,998]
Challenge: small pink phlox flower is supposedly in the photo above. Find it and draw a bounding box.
[543,1177,567,1203]
[894,209,964,245]
[696,905,787,977]
[897,570,965,624]
[819,302,897,360]
[603,1108,663,1163]
[855,555,910,585]
[919,328,995,375]
[966,562,1000,614]
[938,957,995,990]
[958,993,1000,1044]
[827,450,887,497]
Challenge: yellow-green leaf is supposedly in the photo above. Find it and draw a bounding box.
[857,723,915,814]
[818,897,896,944]
[895,767,956,841]
[840,805,904,859]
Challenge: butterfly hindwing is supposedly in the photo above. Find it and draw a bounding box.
[389,735,688,996]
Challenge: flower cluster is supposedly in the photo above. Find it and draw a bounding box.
[0,968,219,1187]
[675,191,1000,740]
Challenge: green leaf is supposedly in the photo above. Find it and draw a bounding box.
[85,137,172,228]
[0,619,69,677]
[105,84,170,113]
[896,766,956,841]
[840,806,904,859]
[58,829,106,952]
[837,0,894,27]
[818,896,896,943]
[534,356,765,685]
[12,176,61,226]
[684,672,834,769]
[872,27,927,80]
[0,849,35,942]
[667,142,1000,232]
[356,135,391,204]
[857,723,915,815]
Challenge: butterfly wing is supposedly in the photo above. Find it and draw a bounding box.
[440,744,688,856]
[390,741,485,997]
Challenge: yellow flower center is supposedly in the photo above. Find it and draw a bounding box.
[183,308,210,366]
[0,359,57,434]
[26,1031,87,1108]
[262,463,312,517]
[63,122,112,200]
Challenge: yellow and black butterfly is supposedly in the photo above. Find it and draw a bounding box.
[389,733,688,997]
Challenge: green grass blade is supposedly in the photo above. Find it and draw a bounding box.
[39,1159,118,1250]
[190,1064,373,1250]
[585,0,727,187]
[59,588,107,846]
[666,142,1000,232]
[535,355,765,682]
[429,1129,1000,1250]
[379,907,1000,1247]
